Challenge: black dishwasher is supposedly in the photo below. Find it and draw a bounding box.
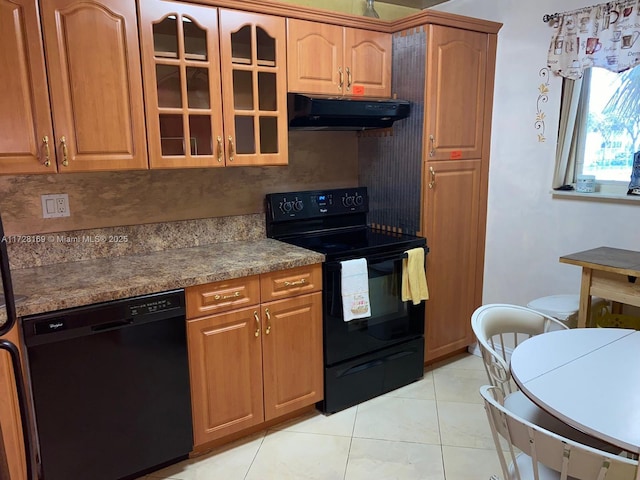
[22,289,193,480]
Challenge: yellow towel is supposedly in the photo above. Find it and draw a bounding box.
[402,247,429,305]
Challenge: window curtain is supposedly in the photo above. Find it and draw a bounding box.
[548,0,640,80]
[552,69,592,188]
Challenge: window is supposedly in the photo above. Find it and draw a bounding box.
[579,66,640,183]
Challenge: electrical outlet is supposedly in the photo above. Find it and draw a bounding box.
[41,194,70,218]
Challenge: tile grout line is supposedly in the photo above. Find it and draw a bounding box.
[242,432,267,480]
[342,404,360,480]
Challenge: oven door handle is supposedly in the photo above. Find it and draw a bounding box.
[325,246,428,270]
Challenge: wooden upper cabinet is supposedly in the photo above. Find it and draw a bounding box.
[40,0,147,172]
[139,0,225,168]
[287,20,342,95]
[0,0,55,174]
[424,25,487,161]
[219,9,288,166]
[344,28,391,97]
[287,18,391,97]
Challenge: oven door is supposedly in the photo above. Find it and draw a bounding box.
[323,249,425,366]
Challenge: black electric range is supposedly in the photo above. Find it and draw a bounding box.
[266,187,427,413]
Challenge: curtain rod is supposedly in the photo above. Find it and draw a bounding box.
[542,12,559,22]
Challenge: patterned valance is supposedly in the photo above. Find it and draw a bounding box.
[548,0,640,79]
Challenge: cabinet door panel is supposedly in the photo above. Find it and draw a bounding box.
[262,293,323,420]
[422,160,480,361]
[187,307,264,446]
[0,0,55,174]
[287,19,343,95]
[0,327,26,480]
[139,0,225,168]
[41,0,147,172]
[344,28,391,97]
[219,9,287,166]
[424,25,487,161]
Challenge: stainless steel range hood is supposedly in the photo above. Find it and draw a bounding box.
[287,93,411,131]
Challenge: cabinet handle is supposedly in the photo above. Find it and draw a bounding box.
[264,307,271,335]
[42,136,51,167]
[284,279,306,287]
[228,135,235,162]
[60,136,69,166]
[216,136,223,163]
[428,166,436,189]
[346,67,352,91]
[214,291,240,301]
[429,134,435,158]
[338,67,344,90]
[253,311,260,337]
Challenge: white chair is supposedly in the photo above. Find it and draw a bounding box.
[481,385,639,480]
[471,304,621,454]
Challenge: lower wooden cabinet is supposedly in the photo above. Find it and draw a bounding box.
[186,264,323,447]
[422,160,482,362]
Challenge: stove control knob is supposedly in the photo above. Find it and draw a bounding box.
[354,194,364,206]
[293,200,304,211]
[343,196,354,207]
[280,201,292,213]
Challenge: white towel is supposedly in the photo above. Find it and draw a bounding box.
[341,258,371,322]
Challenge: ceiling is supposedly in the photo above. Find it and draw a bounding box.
[377,0,450,9]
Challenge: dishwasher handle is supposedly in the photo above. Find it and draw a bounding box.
[91,319,134,332]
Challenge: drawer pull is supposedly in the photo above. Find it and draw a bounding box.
[253,310,260,337]
[265,308,271,334]
[284,279,306,287]
[214,291,240,301]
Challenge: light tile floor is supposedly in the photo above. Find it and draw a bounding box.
[138,352,501,480]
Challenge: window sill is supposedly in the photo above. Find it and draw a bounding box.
[552,185,640,204]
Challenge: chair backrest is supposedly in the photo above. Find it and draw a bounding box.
[480,385,638,480]
[471,304,568,395]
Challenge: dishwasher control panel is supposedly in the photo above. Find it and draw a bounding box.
[129,293,182,316]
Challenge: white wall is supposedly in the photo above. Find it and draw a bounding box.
[432,0,640,306]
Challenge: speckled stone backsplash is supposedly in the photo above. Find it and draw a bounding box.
[6,214,265,269]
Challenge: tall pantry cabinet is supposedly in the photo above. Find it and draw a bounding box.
[359,17,500,364]
[421,25,497,362]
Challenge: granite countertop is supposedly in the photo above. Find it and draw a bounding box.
[0,239,324,325]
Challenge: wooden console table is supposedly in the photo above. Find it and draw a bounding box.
[559,247,640,328]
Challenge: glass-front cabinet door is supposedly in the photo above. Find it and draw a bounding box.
[218,10,288,166]
[139,0,224,168]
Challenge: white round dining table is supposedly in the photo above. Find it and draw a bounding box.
[510,328,640,458]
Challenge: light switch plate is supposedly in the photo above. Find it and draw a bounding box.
[41,194,70,218]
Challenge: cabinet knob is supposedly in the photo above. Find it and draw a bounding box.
[216,136,223,163]
[429,135,435,158]
[284,279,306,287]
[42,136,51,167]
[264,308,271,335]
[253,310,260,337]
[428,166,436,189]
[228,135,235,162]
[60,136,69,166]
[338,67,344,90]
[346,67,352,91]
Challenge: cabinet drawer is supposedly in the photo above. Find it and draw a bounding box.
[260,264,322,302]
[187,275,260,318]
